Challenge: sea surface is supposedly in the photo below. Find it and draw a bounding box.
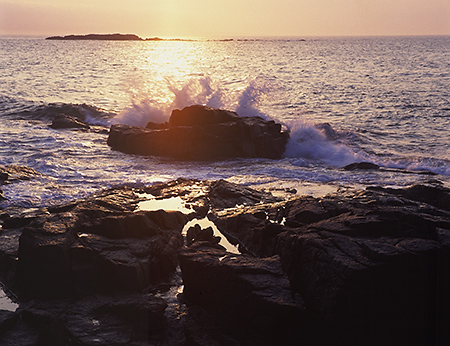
[1,35,450,210]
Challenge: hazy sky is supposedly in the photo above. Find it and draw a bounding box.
[1,0,449,37]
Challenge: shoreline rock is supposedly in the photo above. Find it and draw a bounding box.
[1,179,450,345]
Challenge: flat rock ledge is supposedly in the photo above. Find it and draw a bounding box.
[107,105,290,160]
[0,179,450,345]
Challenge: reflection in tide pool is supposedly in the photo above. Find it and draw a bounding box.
[137,193,240,254]
[0,286,18,312]
[136,193,193,214]
[183,218,240,255]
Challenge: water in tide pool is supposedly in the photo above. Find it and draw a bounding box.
[0,35,450,211]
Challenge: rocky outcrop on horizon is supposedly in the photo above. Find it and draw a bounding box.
[108,105,290,160]
[46,34,144,41]
[0,178,450,345]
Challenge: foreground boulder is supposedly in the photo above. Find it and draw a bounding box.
[179,243,304,345]
[108,105,290,160]
[3,187,187,300]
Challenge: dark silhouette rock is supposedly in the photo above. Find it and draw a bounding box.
[49,114,90,130]
[204,183,450,345]
[343,161,380,171]
[2,179,450,345]
[169,105,240,126]
[0,293,168,346]
[178,243,304,345]
[46,34,144,41]
[145,121,169,130]
[11,188,186,300]
[108,105,290,160]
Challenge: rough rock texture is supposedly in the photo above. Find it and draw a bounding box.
[0,165,41,184]
[107,105,290,160]
[0,294,168,346]
[14,189,186,300]
[49,114,90,130]
[210,183,450,345]
[179,243,304,345]
[2,179,450,345]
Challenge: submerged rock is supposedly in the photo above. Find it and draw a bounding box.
[343,161,380,171]
[49,113,90,130]
[108,105,290,160]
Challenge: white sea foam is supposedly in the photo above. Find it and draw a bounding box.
[284,118,368,167]
[111,77,273,127]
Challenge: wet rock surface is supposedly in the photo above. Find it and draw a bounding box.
[107,105,290,160]
[49,114,90,130]
[0,179,450,345]
[0,165,41,185]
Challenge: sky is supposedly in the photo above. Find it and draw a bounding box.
[0,0,449,38]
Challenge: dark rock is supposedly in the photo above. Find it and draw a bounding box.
[108,105,290,160]
[65,293,167,345]
[274,188,450,345]
[208,179,280,209]
[0,294,167,346]
[210,194,348,257]
[11,188,186,300]
[0,165,41,184]
[203,183,450,345]
[169,105,240,127]
[186,224,221,247]
[46,33,144,41]
[49,114,90,130]
[178,244,304,345]
[3,179,450,345]
[145,121,169,129]
[343,161,380,171]
[370,183,450,212]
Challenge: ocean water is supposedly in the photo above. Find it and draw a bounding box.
[1,35,450,210]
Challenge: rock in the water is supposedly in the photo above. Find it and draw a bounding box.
[343,161,380,171]
[49,114,90,129]
[0,165,41,184]
[108,105,290,160]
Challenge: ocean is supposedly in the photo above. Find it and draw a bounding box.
[1,35,450,211]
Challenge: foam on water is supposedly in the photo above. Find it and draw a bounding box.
[112,77,226,127]
[284,117,368,167]
[111,76,274,127]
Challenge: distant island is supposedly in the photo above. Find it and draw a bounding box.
[45,33,194,41]
[45,33,306,42]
